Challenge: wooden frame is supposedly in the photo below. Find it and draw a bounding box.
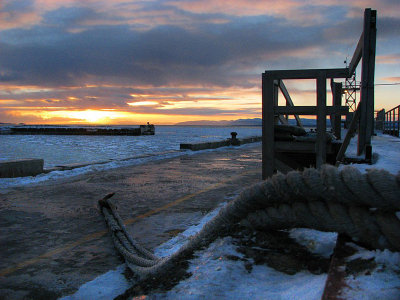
[262,8,377,179]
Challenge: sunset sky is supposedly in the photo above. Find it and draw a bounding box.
[0,0,399,125]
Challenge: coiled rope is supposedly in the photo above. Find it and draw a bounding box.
[99,165,400,280]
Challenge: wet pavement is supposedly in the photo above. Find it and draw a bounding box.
[0,144,262,299]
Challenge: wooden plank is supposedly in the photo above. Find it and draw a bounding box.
[278,80,303,127]
[274,106,348,115]
[265,68,349,80]
[348,32,364,76]
[336,103,361,165]
[262,73,275,179]
[274,157,294,174]
[275,141,336,154]
[316,75,327,168]
[358,8,377,156]
[321,234,351,300]
[365,10,377,148]
[275,152,301,170]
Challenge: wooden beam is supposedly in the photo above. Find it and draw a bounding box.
[278,115,289,125]
[273,80,279,125]
[336,103,361,165]
[278,80,303,127]
[330,81,343,140]
[316,75,327,168]
[275,141,337,154]
[274,157,295,174]
[262,73,275,179]
[330,79,335,130]
[265,68,349,80]
[348,32,363,76]
[274,106,348,115]
[358,8,377,156]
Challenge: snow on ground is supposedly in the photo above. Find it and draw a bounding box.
[60,132,400,299]
[153,236,328,300]
[61,204,335,300]
[341,244,400,299]
[341,131,400,175]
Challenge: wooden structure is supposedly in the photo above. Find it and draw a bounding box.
[262,8,377,179]
[377,105,400,137]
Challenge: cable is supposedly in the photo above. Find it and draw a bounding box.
[375,83,400,86]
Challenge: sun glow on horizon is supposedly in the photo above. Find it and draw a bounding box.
[127,101,159,106]
[4,107,260,125]
[38,109,155,124]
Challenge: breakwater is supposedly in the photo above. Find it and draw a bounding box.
[180,134,261,151]
[1,124,155,135]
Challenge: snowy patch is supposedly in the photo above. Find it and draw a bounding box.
[63,202,331,300]
[337,243,400,299]
[60,265,130,300]
[154,202,225,257]
[342,271,400,300]
[157,236,327,300]
[289,228,337,258]
[340,131,400,175]
[346,244,400,268]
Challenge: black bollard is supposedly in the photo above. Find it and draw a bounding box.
[230,132,240,146]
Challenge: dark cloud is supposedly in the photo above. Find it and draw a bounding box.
[2,0,34,13]
[43,6,97,28]
[2,2,398,122]
[128,106,259,116]
[378,16,400,39]
[0,6,332,90]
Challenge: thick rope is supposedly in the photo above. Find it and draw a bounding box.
[99,165,400,281]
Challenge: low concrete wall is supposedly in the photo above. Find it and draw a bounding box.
[0,159,44,178]
[180,140,230,151]
[180,136,261,151]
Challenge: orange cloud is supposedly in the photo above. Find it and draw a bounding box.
[168,0,301,18]
[377,54,400,65]
[0,11,41,30]
[380,76,400,83]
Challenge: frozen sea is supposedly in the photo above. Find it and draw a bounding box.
[0,125,261,188]
[0,125,261,168]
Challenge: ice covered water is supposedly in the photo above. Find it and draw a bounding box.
[0,125,261,168]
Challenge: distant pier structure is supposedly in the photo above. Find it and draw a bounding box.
[262,8,376,179]
[1,123,155,136]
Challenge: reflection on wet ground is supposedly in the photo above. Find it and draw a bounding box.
[0,144,262,299]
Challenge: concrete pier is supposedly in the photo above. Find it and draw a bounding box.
[0,159,44,178]
[180,135,261,151]
[0,143,262,299]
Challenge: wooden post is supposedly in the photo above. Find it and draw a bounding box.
[336,103,361,165]
[273,80,279,125]
[316,74,327,168]
[375,109,385,131]
[330,81,342,140]
[358,8,377,155]
[262,73,275,179]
